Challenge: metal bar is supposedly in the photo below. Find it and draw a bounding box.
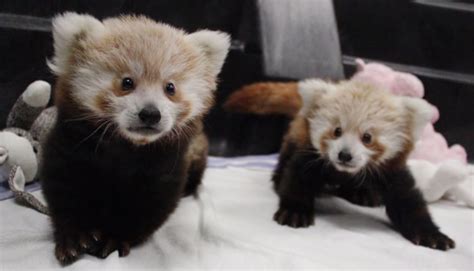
[0,13,51,32]
[343,55,474,85]
[412,0,474,13]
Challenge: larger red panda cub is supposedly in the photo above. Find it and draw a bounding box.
[41,13,229,265]
[267,80,455,251]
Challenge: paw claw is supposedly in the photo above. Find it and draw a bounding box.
[79,233,95,250]
[91,230,103,242]
[54,229,133,263]
[87,235,131,259]
[55,243,81,265]
[407,231,455,251]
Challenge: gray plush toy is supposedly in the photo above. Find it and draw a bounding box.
[0,80,57,214]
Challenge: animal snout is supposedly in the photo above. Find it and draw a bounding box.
[338,149,353,163]
[138,105,161,125]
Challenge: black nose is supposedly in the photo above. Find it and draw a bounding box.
[338,150,353,163]
[138,105,161,125]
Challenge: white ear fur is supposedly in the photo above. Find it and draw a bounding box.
[186,30,230,77]
[402,97,433,141]
[48,12,104,75]
[297,79,334,115]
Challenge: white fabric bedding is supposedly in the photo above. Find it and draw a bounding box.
[0,163,473,270]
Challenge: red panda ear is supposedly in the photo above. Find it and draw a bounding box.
[401,97,433,141]
[186,30,231,79]
[48,12,104,76]
[297,79,335,115]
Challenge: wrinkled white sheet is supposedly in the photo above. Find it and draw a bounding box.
[0,166,472,270]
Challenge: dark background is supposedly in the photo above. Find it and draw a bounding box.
[0,0,473,159]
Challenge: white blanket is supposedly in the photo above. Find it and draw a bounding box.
[0,166,473,270]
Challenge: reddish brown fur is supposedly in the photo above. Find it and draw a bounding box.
[284,116,310,148]
[318,128,334,155]
[177,100,192,122]
[54,78,85,118]
[367,137,386,162]
[224,82,301,116]
[95,91,111,113]
[384,140,415,171]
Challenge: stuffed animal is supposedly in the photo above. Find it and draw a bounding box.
[0,80,56,214]
[408,160,474,208]
[411,124,467,164]
[352,59,467,164]
[6,80,57,144]
[0,130,39,184]
[351,59,473,207]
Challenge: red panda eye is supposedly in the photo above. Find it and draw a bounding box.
[334,127,342,137]
[362,133,372,144]
[121,77,135,91]
[165,82,176,96]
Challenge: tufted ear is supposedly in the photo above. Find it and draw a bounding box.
[186,30,231,78]
[401,97,433,141]
[0,146,8,164]
[297,79,335,115]
[48,12,104,75]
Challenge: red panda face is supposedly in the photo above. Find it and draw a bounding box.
[317,119,393,174]
[49,13,229,145]
[298,80,432,174]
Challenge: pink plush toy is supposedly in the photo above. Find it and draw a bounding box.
[351,59,467,165]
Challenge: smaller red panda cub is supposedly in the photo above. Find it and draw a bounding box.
[271,79,455,251]
[41,13,230,265]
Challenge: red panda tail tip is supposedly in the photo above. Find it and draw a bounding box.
[223,82,301,117]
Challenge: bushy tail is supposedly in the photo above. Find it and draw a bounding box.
[223,82,301,117]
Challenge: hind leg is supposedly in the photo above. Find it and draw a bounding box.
[183,132,208,197]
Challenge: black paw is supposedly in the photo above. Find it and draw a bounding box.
[273,207,314,228]
[406,230,455,251]
[55,231,95,265]
[87,232,131,259]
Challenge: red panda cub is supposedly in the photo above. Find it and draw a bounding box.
[41,13,229,264]
[230,80,455,250]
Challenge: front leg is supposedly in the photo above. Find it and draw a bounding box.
[384,168,455,251]
[273,152,319,228]
[51,216,100,265]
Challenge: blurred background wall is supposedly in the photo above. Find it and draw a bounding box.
[0,0,472,159]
